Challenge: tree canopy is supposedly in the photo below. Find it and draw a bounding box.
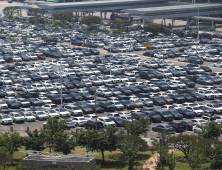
[144,23,168,36]
[76,126,120,163]
[3,6,19,16]
[81,16,102,26]
[27,8,45,17]
[52,11,74,23]
[201,121,222,139]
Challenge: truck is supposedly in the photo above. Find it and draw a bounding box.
[52,64,65,72]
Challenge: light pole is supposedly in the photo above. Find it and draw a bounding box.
[58,50,63,107]
[197,5,199,41]
[110,47,111,75]
[94,92,97,130]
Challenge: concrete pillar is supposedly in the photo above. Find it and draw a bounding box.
[196,19,198,29]
[81,12,83,18]
[186,17,190,29]
[104,12,107,20]
[172,18,174,27]
[163,19,166,26]
[212,20,215,30]
[142,19,144,27]
[100,11,102,18]
[20,9,22,17]
[92,12,93,16]
[129,13,131,21]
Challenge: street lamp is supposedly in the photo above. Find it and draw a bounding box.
[94,92,97,130]
[58,50,63,107]
[197,5,199,41]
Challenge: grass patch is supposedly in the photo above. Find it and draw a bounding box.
[163,150,211,170]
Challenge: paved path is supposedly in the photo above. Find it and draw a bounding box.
[143,148,177,170]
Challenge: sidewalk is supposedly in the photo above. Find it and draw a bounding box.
[143,148,177,170]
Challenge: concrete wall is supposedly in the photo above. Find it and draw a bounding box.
[22,155,97,169]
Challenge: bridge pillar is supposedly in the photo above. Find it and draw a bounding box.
[128,13,131,21]
[186,17,190,29]
[211,20,215,31]
[92,12,93,16]
[20,9,22,17]
[171,18,174,27]
[100,11,102,18]
[104,12,107,20]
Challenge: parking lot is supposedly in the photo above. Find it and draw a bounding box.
[1,14,222,139]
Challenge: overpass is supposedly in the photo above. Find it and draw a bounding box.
[121,3,222,28]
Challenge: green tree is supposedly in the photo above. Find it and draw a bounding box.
[42,117,66,153]
[53,131,76,155]
[52,11,74,24]
[23,129,45,151]
[169,134,198,159]
[27,8,45,17]
[0,146,12,170]
[81,16,102,26]
[3,6,19,16]
[152,131,171,170]
[118,118,150,170]
[187,148,203,170]
[0,132,22,164]
[123,117,151,136]
[210,142,222,169]
[201,121,222,139]
[167,152,176,170]
[76,126,119,163]
[144,23,167,36]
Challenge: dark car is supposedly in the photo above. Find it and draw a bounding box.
[63,82,75,89]
[150,97,166,106]
[131,112,149,120]
[88,104,104,113]
[176,109,195,118]
[168,94,185,104]
[69,93,83,101]
[152,124,174,133]
[142,110,162,123]
[89,49,100,55]
[136,85,151,93]
[181,120,194,131]
[188,57,204,64]
[180,78,195,88]
[118,87,133,96]
[128,86,141,94]
[73,81,84,88]
[48,72,59,79]
[79,105,94,114]
[84,120,103,129]
[189,92,205,101]
[160,96,174,104]
[169,110,183,120]
[28,98,43,106]
[46,94,61,104]
[181,93,196,102]
[154,109,174,121]
[168,121,184,132]
[119,100,135,110]
[200,106,215,115]
[98,101,115,112]
[80,92,94,100]
[155,82,169,91]
[7,100,21,109]
[200,66,212,72]
[62,94,73,103]
[109,117,123,127]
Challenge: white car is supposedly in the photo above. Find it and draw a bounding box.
[44,110,60,119]
[84,114,98,120]
[214,62,222,67]
[72,117,87,127]
[191,119,208,125]
[12,56,22,62]
[0,114,12,125]
[98,117,116,126]
[38,97,52,104]
[55,108,71,118]
[193,125,203,133]
[22,112,36,122]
